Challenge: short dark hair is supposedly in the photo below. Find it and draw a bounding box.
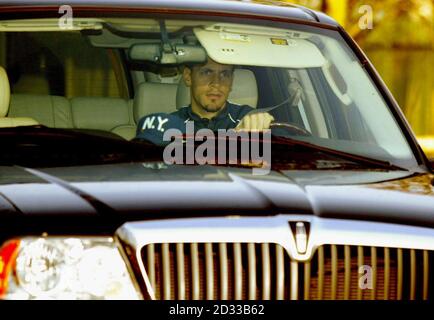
[183,61,236,73]
[183,58,210,70]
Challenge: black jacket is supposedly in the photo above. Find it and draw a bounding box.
[172,102,253,131]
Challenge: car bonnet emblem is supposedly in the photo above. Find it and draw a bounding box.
[295,222,308,254]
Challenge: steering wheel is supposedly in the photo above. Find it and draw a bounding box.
[270,122,312,136]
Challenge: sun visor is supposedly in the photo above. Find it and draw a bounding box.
[0,19,103,32]
[193,27,326,68]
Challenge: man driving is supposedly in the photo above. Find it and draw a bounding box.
[135,57,274,145]
[173,57,274,131]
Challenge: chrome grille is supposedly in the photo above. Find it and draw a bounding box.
[141,243,299,300]
[139,243,432,300]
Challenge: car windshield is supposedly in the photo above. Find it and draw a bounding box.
[0,16,419,170]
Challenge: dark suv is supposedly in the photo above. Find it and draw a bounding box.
[0,0,432,300]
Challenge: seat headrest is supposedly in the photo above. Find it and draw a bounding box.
[176,69,258,109]
[133,82,178,122]
[0,66,11,117]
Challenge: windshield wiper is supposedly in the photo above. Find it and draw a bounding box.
[270,134,407,171]
[156,133,407,172]
[0,125,165,167]
[0,126,407,171]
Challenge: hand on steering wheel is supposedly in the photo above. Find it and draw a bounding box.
[270,122,311,136]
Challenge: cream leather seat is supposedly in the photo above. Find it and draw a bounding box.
[176,68,258,109]
[112,82,178,140]
[70,97,134,131]
[119,69,258,140]
[9,94,73,128]
[0,66,39,128]
[133,82,178,117]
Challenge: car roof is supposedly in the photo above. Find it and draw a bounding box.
[0,0,339,27]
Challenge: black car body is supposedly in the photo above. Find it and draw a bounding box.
[0,0,432,300]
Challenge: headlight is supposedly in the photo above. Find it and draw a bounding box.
[0,237,141,300]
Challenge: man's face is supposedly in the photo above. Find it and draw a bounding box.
[183,59,234,115]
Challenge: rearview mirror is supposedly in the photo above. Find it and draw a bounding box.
[129,43,207,65]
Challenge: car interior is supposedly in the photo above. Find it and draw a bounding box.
[0,17,417,167]
[0,20,267,140]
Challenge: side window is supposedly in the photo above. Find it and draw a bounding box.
[5,32,122,98]
[253,67,305,125]
[288,69,329,138]
[307,66,376,143]
[254,66,329,138]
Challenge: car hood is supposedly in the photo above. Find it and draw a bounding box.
[0,163,433,229]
